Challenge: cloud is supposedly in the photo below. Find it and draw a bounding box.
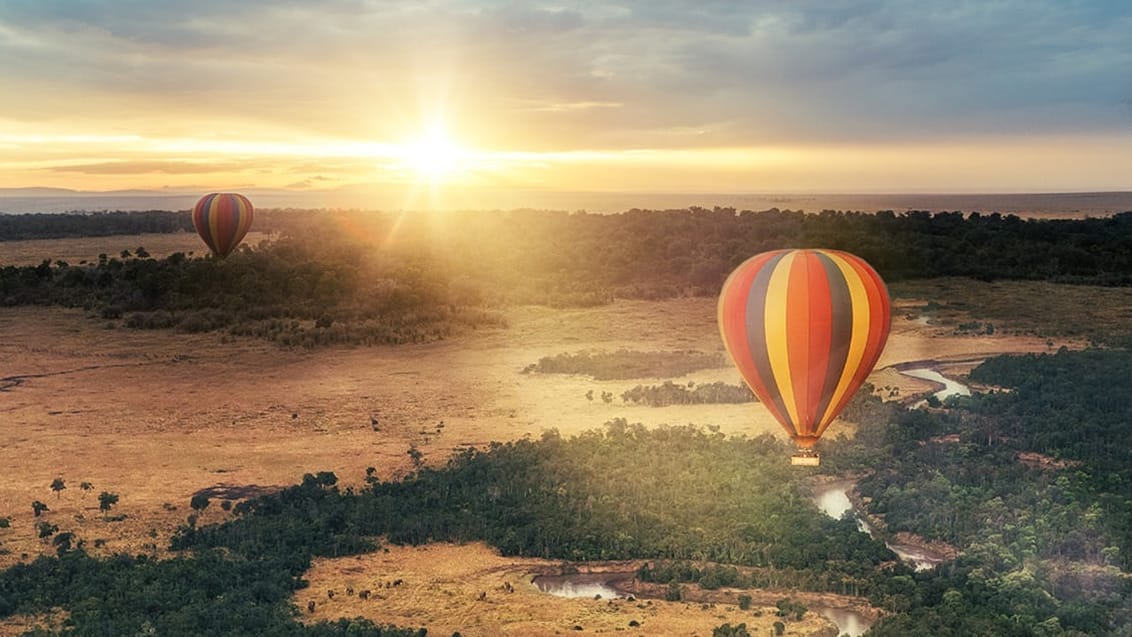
[1,0,1131,188]
[48,160,247,175]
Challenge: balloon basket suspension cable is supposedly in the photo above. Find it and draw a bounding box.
[791,449,820,467]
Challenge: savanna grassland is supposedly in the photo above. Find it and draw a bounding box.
[2,208,1132,636]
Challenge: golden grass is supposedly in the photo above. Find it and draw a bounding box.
[297,542,838,637]
[0,231,275,266]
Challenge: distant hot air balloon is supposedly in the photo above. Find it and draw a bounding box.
[718,249,891,465]
[192,193,254,258]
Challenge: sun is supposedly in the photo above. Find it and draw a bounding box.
[400,126,466,183]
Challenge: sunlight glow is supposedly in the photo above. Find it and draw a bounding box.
[398,126,467,183]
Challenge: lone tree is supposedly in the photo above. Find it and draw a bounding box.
[52,531,75,554]
[50,477,66,499]
[407,444,423,470]
[79,482,94,498]
[36,521,58,539]
[190,493,210,512]
[98,492,119,519]
[32,500,48,517]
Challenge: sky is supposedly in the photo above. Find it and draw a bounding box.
[1,0,1131,196]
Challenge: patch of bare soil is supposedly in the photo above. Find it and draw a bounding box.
[297,542,838,637]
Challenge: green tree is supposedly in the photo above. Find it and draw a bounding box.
[98,492,119,519]
[32,500,48,517]
[50,477,66,499]
[36,521,58,539]
[712,623,750,637]
[407,445,423,470]
[190,493,210,512]
[52,531,75,554]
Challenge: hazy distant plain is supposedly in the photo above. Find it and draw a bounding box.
[2,189,1131,217]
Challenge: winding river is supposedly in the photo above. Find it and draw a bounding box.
[532,573,626,599]
[901,366,972,407]
[534,571,873,636]
[813,480,947,572]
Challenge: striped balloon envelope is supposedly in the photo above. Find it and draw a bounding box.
[192,193,254,258]
[718,249,891,465]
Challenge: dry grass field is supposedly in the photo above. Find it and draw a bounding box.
[0,231,274,266]
[298,542,839,637]
[0,251,1080,634]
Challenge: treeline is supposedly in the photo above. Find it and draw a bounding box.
[0,209,304,241]
[620,380,753,406]
[0,229,506,347]
[177,422,892,571]
[524,350,725,380]
[0,210,194,240]
[9,207,1132,287]
[9,209,1132,344]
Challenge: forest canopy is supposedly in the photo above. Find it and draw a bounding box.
[6,208,1132,346]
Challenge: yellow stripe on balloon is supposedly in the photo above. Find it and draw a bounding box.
[816,251,871,430]
[763,251,799,427]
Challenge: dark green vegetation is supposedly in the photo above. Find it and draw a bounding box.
[6,207,1132,288]
[178,422,891,568]
[524,349,725,380]
[0,210,199,240]
[620,381,753,406]
[0,551,425,636]
[8,208,1132,345]
[816,348,1132,636]
[1,228,507,347]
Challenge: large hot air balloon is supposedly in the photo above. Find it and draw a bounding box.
[192,193,254,258]
[718,249,891,466]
